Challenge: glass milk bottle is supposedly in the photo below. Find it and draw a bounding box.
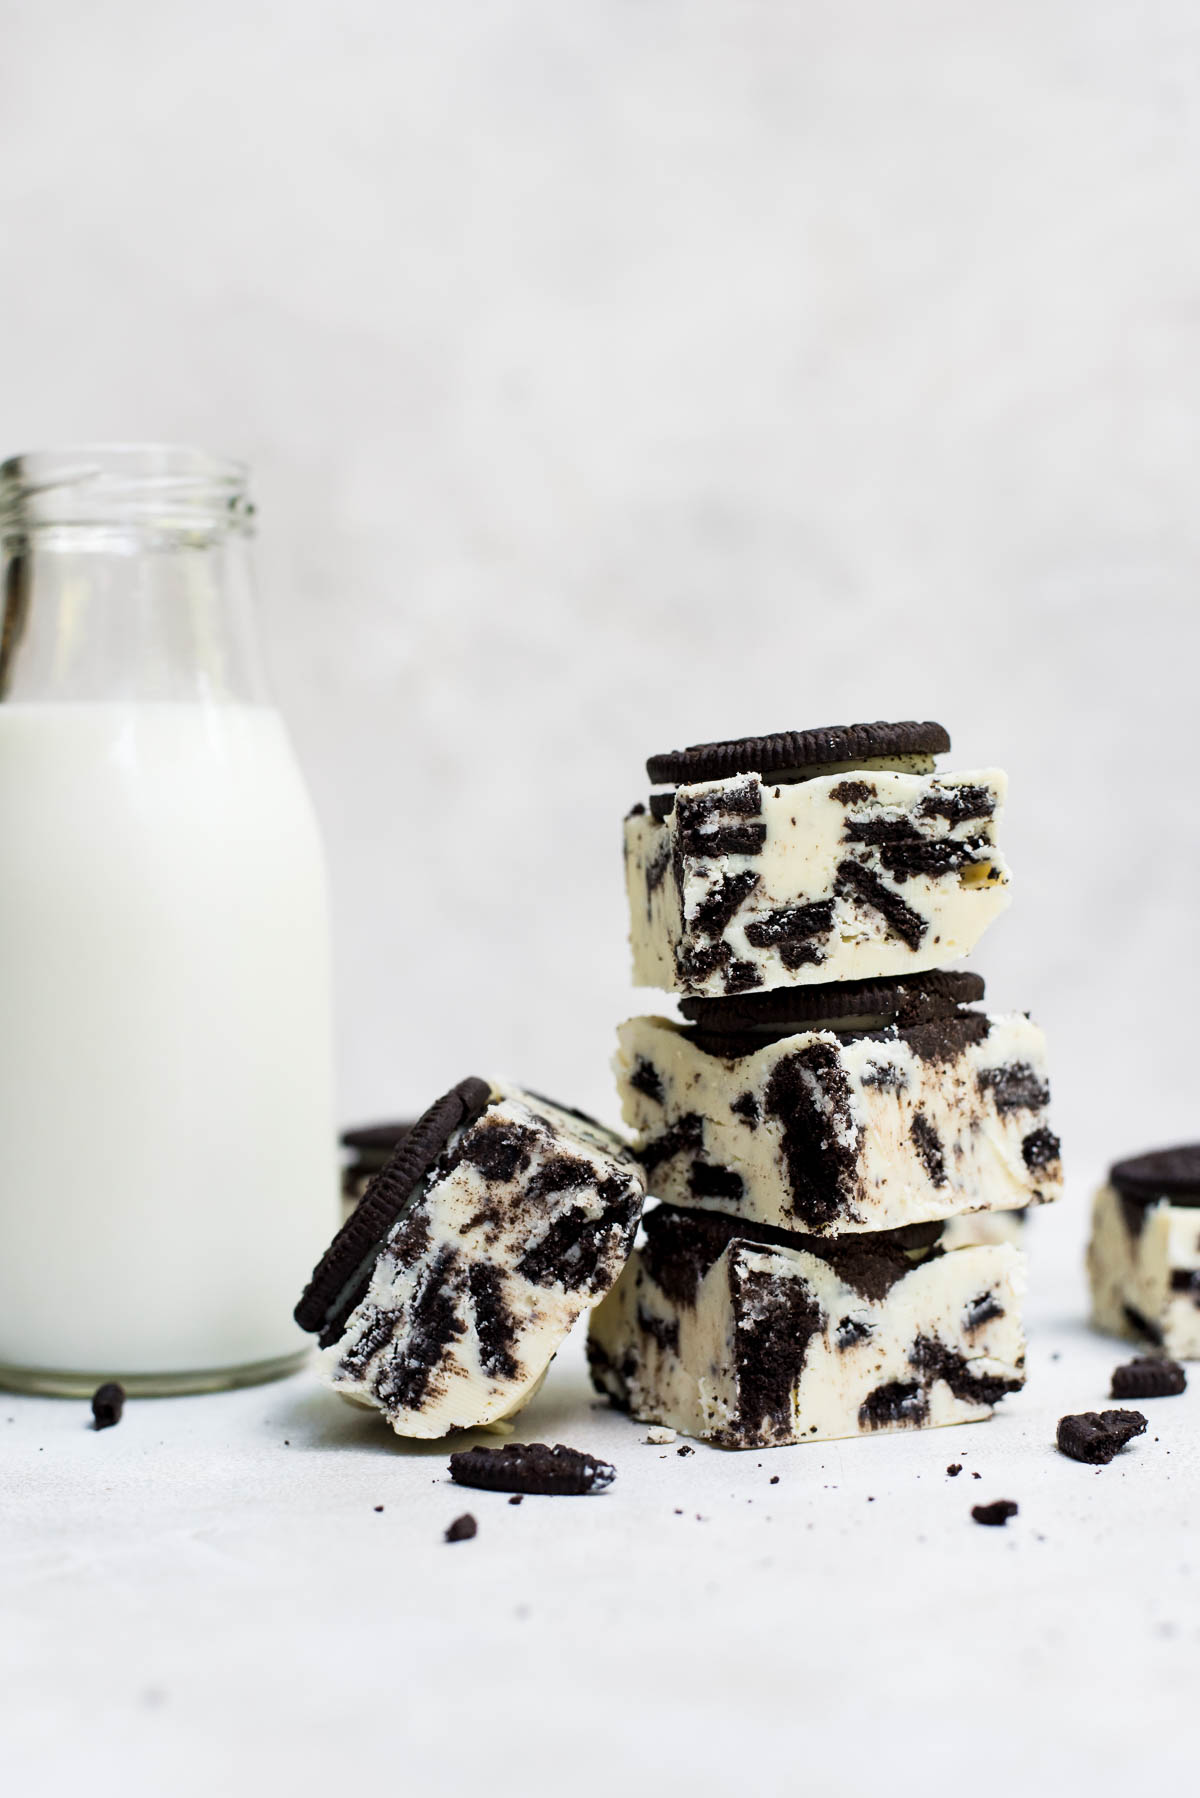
[0,446,338,1394]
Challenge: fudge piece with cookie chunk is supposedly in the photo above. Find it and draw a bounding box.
[587,1205,1026,1448]
[1088,1145,1200,1358]
[616,971,1061,1235]
[625,721,1011,997]
[296,1079,645,1437]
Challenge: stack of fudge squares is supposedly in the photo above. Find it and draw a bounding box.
[588,721,1064,1448]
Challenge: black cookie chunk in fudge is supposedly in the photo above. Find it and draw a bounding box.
[297,1079,645,1438]
[587,1204,1026,1449]
[625,722,1011,997]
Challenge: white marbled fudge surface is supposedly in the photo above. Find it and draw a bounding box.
[616,1010,1061,1235]
[588,1206,1026,1448]
[940,1207,1028,1252]
[319,1085,645,1437]
[625,768,1011,997]
[1088,1184,1200,1359]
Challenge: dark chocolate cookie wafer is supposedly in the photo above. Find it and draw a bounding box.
[679,968,985,1035]
[972,1499,1018,1527]
[449,1442,616,1496]
[1110,1358,1187,1400]
[1110,1144,1200,1208]
[1056,1409,1147,1465]
[296,1076,492,1342]
[647,720,950,787]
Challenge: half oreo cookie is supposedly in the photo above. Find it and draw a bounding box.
[448,1441,616,1496]
[679,968,985,1036]
[647,720,951,788]
[1110,1144,1200,1210]
[296,1076,493,1344]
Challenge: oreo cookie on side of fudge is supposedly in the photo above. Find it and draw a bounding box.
[297,1079,646,1438]
[625,722,1011,998]
[616,969,1061,1236]
[1088,1144,1200,1358]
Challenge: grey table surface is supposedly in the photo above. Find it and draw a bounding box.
[4,1170,1198,1798]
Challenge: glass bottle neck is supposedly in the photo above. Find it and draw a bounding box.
[0,446,270,706]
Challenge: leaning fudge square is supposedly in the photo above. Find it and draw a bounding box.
[1088,1145,1200,1358]
[626,765,1010,997]
[587,1205,1026,1448]
[295,1078,645,1437]
[616,984,1061,1236]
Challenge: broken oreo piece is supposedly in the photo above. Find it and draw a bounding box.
[296,1076,493,1341]
[972,1499,1018,1527]
[1110,1357,1187,1400]
[445,1513,477,1542]
[91,1381,125,1430]
[1056,1409,1148,1465]
[449,1442,616,1496]
[679,968,985,1035]
[647,721,950,787]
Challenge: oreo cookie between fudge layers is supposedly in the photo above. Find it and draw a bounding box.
[588,1203,1026,1449]
[617,1003,1060,1235]
[298,1080,645,1439]
[1088,1145,1200,1358]
[625,725,1011,998]
[679,969,986,1037]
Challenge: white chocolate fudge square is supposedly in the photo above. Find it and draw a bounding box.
[588,1206,1026,1448]
[1089,1183,1200,1359]
[317,1085,645,1437]
[940,1207,1028,1253]
[625,768,1011,996]
[616,1010,1061,1236]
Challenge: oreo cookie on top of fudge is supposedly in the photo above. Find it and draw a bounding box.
[625,720,1011,998]
[297,1078,646,1438]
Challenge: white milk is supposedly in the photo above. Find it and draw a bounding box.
[0,702,338,1380]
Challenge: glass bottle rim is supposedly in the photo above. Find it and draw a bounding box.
[0,443,254,537]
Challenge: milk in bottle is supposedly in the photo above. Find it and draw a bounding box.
[0,447,338,1392]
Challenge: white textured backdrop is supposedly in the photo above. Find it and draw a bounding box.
[6,8,1200,1798]
[3,0,1198,1169]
